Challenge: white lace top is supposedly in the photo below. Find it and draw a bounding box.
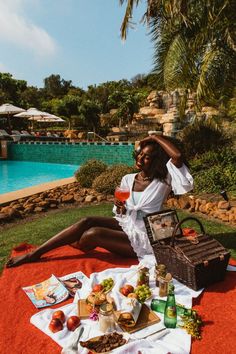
[113,159,194,260]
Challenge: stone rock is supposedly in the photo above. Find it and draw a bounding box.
[38,201,49,207]
[230,207,236,214]
[1,206,14,214]
[85,195,96,203]
[97,195,106,202]
[205,202,215,213]
[32,197,43,203]
[45,199,59,204]
[0,212,11,221]
[24,206,35,213]
[178,196,190,209]
[61,195,75,203]
[74,196,85,203]
[218,201,230,210]
[49,204,58,209]
[34,207,45,212]
[139,107,162,116]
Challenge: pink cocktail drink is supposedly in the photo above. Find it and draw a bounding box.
[114,188,130,202]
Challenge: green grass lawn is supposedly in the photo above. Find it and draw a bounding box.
[0,203,235,273]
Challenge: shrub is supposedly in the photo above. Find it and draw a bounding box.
[179,120,231,159]
[190,148,236,193]
[190,147,236,172]
[92,164,136,194]
[192,165,236,193]
[75,159,107,188]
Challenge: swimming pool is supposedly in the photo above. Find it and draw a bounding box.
[0,161,78,194]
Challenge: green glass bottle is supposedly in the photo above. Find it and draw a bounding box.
[151,298,192,316]
[164,283,177,329]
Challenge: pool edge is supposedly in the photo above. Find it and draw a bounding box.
[0,177,76,205]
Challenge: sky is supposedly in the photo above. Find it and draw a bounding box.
[0,0,154,90]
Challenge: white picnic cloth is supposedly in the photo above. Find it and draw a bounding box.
[30,262,203,354]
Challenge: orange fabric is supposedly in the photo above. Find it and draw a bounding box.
[182,227,197,237]
[0,245,235,354]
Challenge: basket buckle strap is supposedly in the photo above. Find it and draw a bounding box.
[203,260,209,267]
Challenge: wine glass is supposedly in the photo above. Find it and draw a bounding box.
[114,186,130,217]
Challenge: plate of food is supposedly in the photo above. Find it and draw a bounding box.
[119,283,152,303]
[79,332,129,353]
[92,277,114,294]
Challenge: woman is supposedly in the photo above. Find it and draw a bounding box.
[6,134,193,267]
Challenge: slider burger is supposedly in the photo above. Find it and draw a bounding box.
[86,292,107,310]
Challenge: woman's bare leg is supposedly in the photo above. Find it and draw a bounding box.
[77,226,136,257]
[6,216,134,267]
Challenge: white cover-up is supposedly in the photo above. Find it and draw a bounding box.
[113,160,194,260]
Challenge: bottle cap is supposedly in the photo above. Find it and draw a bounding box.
[99,303,113,315]
[168,283,175,292]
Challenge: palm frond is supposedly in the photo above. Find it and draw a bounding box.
[119,0,141,40]
[196,47,235,105]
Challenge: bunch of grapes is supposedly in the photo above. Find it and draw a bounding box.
[179,311,203,340]
[134,285,152,303]
[101,278,114,292]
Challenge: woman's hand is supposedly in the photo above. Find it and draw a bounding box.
[114,198,127,215]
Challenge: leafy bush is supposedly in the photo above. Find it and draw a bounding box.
[75,159,107,188]
[92,164,136,194]
[192,165,236,193]
[179,120,231,159]
[190,147,236,172]
[190,148,236,193]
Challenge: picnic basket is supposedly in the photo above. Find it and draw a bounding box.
[146,214,230,290]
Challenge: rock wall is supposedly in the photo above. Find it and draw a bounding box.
[166,194,236,225]
[0,183,235,226]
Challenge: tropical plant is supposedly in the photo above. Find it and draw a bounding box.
[119,0,236,107]
[77,100,101,132]
[179,119,231,159]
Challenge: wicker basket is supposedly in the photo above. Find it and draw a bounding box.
[149,216,230,290]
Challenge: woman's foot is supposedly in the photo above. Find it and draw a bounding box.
[6,252,40,268]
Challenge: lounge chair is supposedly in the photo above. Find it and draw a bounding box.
[11,130,36,141]
[0,129,13,141]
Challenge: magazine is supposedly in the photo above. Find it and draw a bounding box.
[22,271,87,308]
[59,271,86,297]
[144,209,181,243]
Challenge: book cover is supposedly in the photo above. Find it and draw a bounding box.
[144,209,181,244]
[59,271,87,297]
[22,274,69,308]
[22,271,88,308]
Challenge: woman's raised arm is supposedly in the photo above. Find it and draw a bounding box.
[140,135,183,168]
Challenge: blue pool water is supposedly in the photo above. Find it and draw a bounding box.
[0,161,78,194]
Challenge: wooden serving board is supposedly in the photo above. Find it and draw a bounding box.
[116,304,161,334]
[77,299,91,319]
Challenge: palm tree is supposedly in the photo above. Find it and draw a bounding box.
[119,0,236,107]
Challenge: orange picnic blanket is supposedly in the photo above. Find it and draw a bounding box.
[0,244,235,354]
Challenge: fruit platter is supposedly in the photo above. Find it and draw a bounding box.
[119,283,152,303]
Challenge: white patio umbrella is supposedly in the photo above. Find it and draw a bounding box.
[14,107,51,129]
[36,113,65,122]
[14,107,49,120]
[0,103,25,129]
